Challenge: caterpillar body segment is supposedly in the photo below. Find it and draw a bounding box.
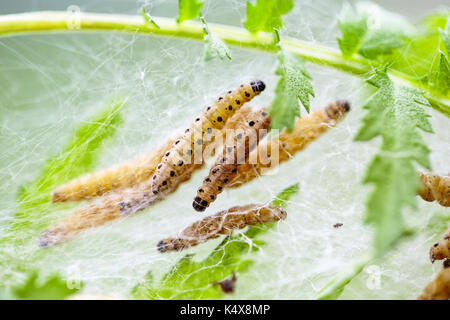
[157,203,286,252]
[418,172,450,207]
[51,139,176,202]
[418,267,450,300]
[39,168,199,247]
[152,81,266,196]
[193,108,271,212]
[228,100,351,187]
[39,106,263,247]
[430,228,450,263]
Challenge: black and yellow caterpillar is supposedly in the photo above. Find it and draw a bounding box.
[193,107,271,211]
[151,80,265,195]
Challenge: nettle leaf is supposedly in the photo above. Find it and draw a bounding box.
[132,184,299,300]
[337,2,415,59]
[4,99,125,236]
[11,271,80,300]
[244,0,294,33]
[355,71,433,256]
[177,0,204,24]
[436,52,450,94]
[269,37,314,131]
[201,17,231,61]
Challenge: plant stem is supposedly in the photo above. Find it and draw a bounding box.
[0,11,449,116]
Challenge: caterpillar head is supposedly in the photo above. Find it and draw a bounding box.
[429,237,449,263]
[251,80,266,93]
[193,196,209,212]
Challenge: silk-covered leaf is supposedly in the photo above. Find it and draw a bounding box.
[4,99,125,236]
[177,0,204,23]
[269,42,314,131]
[337,2,415,59]
[243,0,294,33]
[355,71,433,256]
[132,184,299,300]
[11,272,80,300]
[201,16,231,61]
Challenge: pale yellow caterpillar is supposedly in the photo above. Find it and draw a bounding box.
[39,106,263,247]
[418,267,450,300]
[418,172,450,207]
[228,100,351,187]
[430,228,450,263]
[51,139,175,202]
[51,80,265,202]
[157,203,286,252]
[193,108,271,211]
[151,80,266,196]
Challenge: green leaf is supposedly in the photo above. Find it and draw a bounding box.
[141,7,160,29]
[436,52,450,94]
[269,35,314,131]
[8,99,125,233]
[11,271,80,300]
[243,0,294,33]
[355,71,433,256]
[337,2,415,59]
[337,4,368,57]
[132,184,299,300]
[315,253,373,300]
[177,0,204,24]
[270,183,299,209]
[440,20,450,53]
[201,16,231,61]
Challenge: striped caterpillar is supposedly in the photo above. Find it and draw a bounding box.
[418,267,450,300]
[430,228,450,263]
[418,172,450,207]
[39,105,263,247]
[157,203,286,252]
[193,107,271,212]
[227,100,351,187]
[151,80,266,196]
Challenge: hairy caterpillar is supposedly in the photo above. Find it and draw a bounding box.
[193,108,271,211]
[51,139,175,202]
[418,172,450,207]
[151,80,266,196]
[39,106,263,246]
[418,267,450,300]
[228,100,351,187]
[157,203,286,252]
[430,228,450,263]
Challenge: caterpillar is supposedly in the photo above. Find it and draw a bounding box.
[430,228,450,263]
[157,203,286,252]
[51,139,176,202]
[193,108,271,211]
[151,80,266,196]
[39,106,263,247]
[50,80,265,202]
[227,100,351,187]
[418,172,450,207]
[418,267,450,300]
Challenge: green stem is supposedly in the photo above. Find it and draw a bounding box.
[0,11,449,116]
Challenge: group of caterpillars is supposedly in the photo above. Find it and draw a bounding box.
[42,80,449,298]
